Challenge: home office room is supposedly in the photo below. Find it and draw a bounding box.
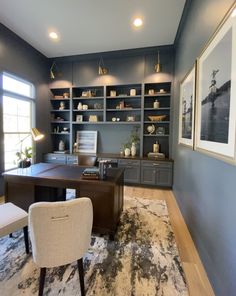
[0,1,236,295]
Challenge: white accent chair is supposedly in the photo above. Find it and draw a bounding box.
[29,198,93,296]
[0,202,29,254]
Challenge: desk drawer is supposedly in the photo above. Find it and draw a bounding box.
[141,160,172,168]
[44,154,67,164]
[118,159,140,167]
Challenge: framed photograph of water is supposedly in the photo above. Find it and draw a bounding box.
[195,4,236,164]
[76,131,97,153]
[179,65,195,147]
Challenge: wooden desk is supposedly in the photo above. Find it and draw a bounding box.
[3,163,124,237]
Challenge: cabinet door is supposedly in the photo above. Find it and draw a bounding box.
[156,168,172,187]
[67,155,78,165]
[141,166,156,185]
[119,165,140,184]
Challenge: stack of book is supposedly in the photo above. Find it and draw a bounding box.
[82,168,99,180]
[147,152,165,159]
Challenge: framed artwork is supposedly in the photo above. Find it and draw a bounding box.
[76,131,97,153]
[76,115,83,122]
[195,4,236,164]
[179,65,195,147]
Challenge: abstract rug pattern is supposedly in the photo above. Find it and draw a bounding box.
[0,196,188,296]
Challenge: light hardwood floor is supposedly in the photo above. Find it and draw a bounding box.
[124,186,215,296]
[1,188,215,295]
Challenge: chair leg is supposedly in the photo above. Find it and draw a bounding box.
[23,226,29,254]
[39,268,46,296]
[77,258,85,296]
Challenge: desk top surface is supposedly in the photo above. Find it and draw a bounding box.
[4,163,123,185]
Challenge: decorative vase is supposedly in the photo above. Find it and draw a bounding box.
[77,102,83,110]
[153,100,160,109]
[59,140,65,151]
[124,148,131,156]
[131,143,136,156]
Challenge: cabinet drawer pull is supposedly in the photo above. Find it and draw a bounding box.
[51,157,57,160]
[153,163,159,166]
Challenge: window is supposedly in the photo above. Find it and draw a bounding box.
[2,73,35,170]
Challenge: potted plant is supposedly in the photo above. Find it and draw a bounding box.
[122,142,131,156]
[16,147,32,168]
[130,126,140,156]
[121,126,140,157]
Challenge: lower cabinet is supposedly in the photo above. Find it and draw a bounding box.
[43,153,173,187]
[141,160,173,187]
[118,159,141,184]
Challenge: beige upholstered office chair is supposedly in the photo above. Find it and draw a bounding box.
[29,198,93,296]
[0,202,29,254]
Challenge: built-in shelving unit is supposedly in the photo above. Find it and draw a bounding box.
[50,88,71,151]
[143,82,171,157]
[49,82,171,157]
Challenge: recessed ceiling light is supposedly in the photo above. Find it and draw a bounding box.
[232,8,236,17]
[49,32,58,40]
[133,18,143,27]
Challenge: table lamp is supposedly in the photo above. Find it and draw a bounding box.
[17,128,44,168]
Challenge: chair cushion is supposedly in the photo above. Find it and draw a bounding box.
[0,202,28,237]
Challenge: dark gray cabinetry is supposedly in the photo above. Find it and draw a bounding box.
[66,155,78,165]
[44,153,67,164]
[118,159,141,184]
[141,160,172,187]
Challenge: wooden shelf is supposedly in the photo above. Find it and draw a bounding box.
[144,93,171,97]
[144,107,170,111]
[106,108,141,111]
[51,121,70,123]
[73,109,103,112]
[72,121,105,124]
[72,96,104,100]
[51,109,70,112]
[106,95,141,99]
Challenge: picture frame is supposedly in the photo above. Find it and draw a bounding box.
[179,65,196,148]
[195,5,236,164]
[76,131,97,153]
[76,115,83,122]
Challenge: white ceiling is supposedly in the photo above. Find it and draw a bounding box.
[0,0,186,58]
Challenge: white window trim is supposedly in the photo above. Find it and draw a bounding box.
[2,72,36,171]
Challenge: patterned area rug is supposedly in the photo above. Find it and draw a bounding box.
[0,196,188,296]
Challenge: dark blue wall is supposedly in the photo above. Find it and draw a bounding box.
[49,47,175,155]
[173,1,236,295]
[0,24,51,194]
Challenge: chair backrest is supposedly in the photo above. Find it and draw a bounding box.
[29,198,93,268]
[77,155,97,166]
